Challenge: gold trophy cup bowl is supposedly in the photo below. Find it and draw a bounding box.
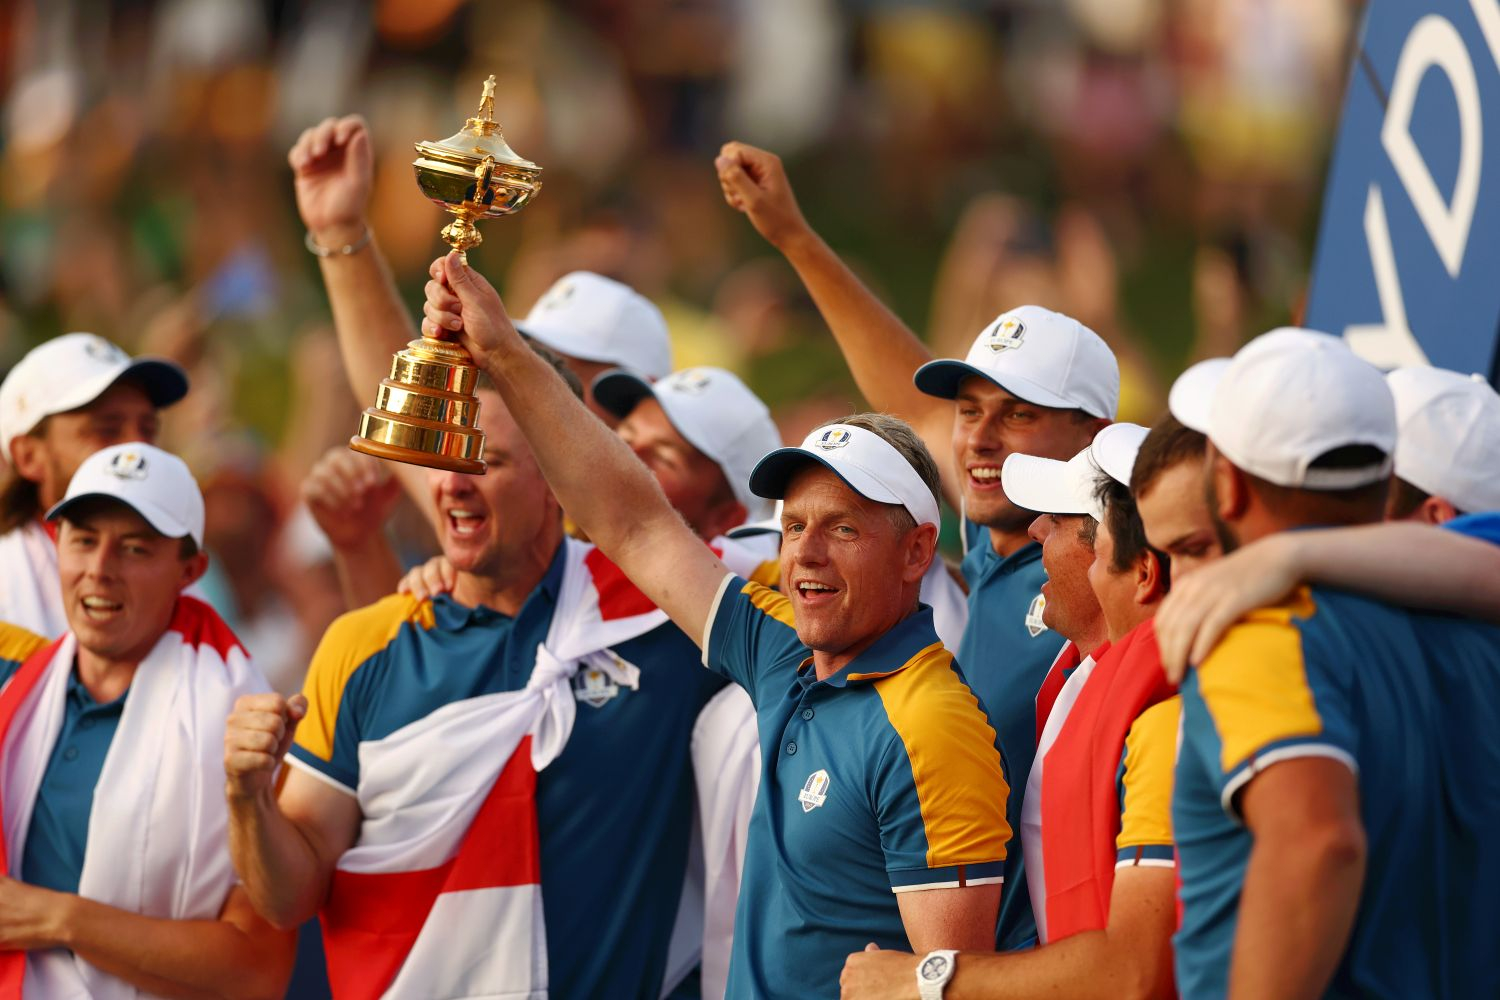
[349,75,542,474]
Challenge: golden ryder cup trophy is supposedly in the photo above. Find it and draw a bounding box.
[348,75,542,474]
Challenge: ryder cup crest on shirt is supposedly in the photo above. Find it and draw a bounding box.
[798,769,830,812]
[913,305,1119,419]
[1025,594,1048,637]
[0,332,188,465]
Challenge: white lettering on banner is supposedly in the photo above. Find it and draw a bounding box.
[1346,184,1430,367]
[1383,14,1480,279]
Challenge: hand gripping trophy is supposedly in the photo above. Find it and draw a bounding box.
[349,76,542,473]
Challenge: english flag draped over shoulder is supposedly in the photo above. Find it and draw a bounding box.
[0,598,265,1000]
[317,537,766,999]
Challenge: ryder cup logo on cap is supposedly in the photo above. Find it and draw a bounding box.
[48,442,205,548]
[914,305,1119,419]
[815,428,852,450]
[1387,366,1500,514]
[516,271,672,381]
[0,332,189,465]
[592,366,783,522]
[1168,328,1396,490]
[748,423,941,531]
[986,315,1026,352]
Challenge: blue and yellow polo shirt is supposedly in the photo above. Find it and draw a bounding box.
[1173,587,1453,999]
[960,520,1065,948]
[1115,695,1179,869]
[704,574,1011,1000]
[289,543,724,1000]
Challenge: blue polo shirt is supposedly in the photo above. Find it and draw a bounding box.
[1445,511,1500,546]
[290,543,723,1000]
[705,575,1012,1000]
[959,520,1064,948]
[0,626,125,897]
[1174,587,1455,998]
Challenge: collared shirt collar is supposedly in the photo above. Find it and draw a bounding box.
[796,604,941,690]
[429,540,567,631]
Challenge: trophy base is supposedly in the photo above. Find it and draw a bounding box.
[349,434,486,476]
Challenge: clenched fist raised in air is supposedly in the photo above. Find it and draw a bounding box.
[289,115,374,251]
[224,693,309,802]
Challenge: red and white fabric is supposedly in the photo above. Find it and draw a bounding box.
[312,538,687,999]
[0,597,264,999]
[0,522,65,639]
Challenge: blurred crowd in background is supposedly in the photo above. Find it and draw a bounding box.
[0,0,1356,690]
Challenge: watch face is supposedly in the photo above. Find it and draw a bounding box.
[919,955,951,982]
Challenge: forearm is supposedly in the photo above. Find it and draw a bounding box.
[1290,524,1500,618]
[777,230,943,426]
[1228,829,1363,998]
[226,789,333,929]
[59,896,290,1000]
[330,533,403,609]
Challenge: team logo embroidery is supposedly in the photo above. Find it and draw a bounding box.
[666,369,713,395]
[572,656,631,708]
[986,316,1026,353]
[106,449,148,481]
[798,769,830,812]
[82,335,127,363]
[814,427,851,451]
[1024,593,1049,637]
[538,281,576,312]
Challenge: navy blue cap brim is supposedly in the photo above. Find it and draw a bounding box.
[914,359,989,400]
[116,359,190,409]
[590,369,654,420]
[748,447,852,501]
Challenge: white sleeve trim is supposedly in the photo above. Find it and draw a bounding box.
[1220,744,1358,820]
[701,573,737,668]
[1115,857,1177,870]
[891,875,1004,894]
[285,752,359,798]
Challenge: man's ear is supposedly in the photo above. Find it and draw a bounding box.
[1136,548,1167,606]
[1416,495,1460,525]
[1211,453,1248,522]
[9,434,47,483]
[180,551,210,590]
[903,522,939,585]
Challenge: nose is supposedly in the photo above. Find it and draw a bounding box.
[84,541,120,581]
[966,411,1005,455]
[1027,513,1051,545]
[790,530,829,568]
[434,467,477,497]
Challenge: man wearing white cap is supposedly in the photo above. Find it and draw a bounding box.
[0,333,188,636]
[0,442,292,998]
[1384,366,1500,523]
[844,423,1183,998]
[419,252,1012,1000]
[517,270,673,402]
[1166,328,1500,998]
[716,142,1117,948]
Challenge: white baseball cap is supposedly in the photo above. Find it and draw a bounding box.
[593,367,783,522]
[749,423,941,530]
[0,333,189,465]
[1168,328,1396,490]
[999,422,1148,521]
[1387,366,1500,513]
[914,305,1120,419]
[516,271,672,381]
[47,442,205,548]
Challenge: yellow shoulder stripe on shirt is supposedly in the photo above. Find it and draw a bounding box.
[748,558,781,588]
[1117,695,1181,850]
[742,580,796,628]
[0,621,47,666]
[1197,588,1323,776]
[296,593,435,762]
[874,643,1012,866]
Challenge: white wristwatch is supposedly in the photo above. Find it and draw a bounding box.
[916,949,958,1000]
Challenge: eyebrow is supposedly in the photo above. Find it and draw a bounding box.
[1165,531,1206,550]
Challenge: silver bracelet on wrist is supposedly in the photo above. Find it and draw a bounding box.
[304,228,372,257]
